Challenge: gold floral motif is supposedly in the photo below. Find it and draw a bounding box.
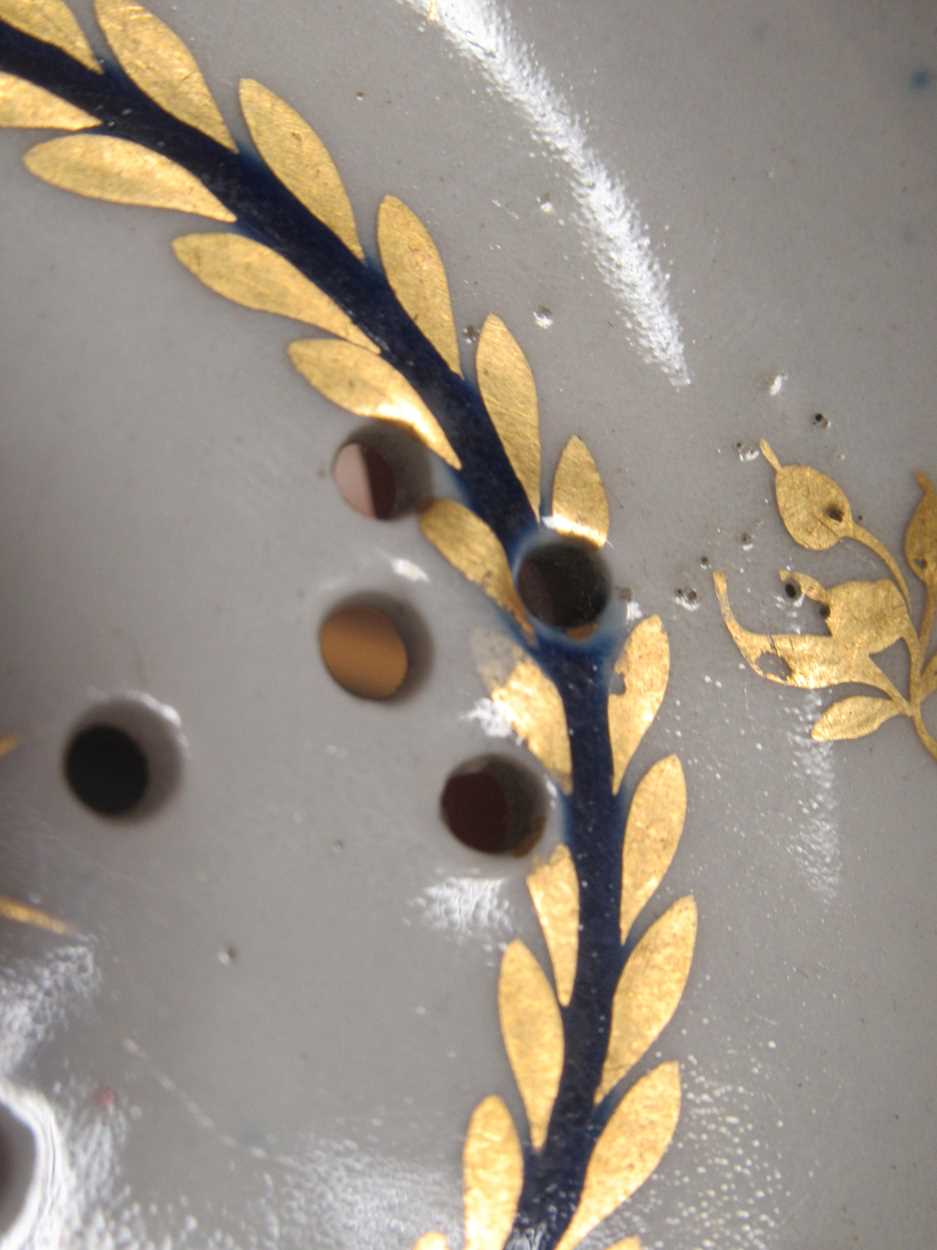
[716,442,937,763]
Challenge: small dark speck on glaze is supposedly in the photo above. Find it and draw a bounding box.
[910,68,933,90]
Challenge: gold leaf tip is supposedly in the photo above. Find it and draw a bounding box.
[0,0,101,73]
[476,314,541,517]
[0,896,75,937]
[759,439,781,471]
[551,435,609,548]
[526,844,579,1007]
[498,939,563,1151]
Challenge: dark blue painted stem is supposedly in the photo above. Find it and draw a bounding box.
[0,21,636,1249]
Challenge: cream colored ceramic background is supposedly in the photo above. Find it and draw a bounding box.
[1,1,935,1247]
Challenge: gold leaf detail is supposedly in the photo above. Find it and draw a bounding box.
[0,896,73,936]
[498,940,564,1151]
[24,135,235,220]
[463,1095,523,1250]
[0,0,100,73]
[811,695,902,742]
[479,646,572,793]
[905,471,937,587]
[713,573,895,691]
[551,435,609,548]
[598,897,697,1101]
[606,1241,642,1250]
[476,314,540,516]
[526,844,579,1007]
[0,73,97,129]
[619,755,686,942]
[239,79,364,260]
[420,499,531,637]
[172,234,373,349]
[94,0,234,150]
[289,339,461,468]
[608,616,670,792]
[412,1237,449,1250]
[815,576,911,653]
[924,653,937,701]
[378,195,461,375]
[556,1062,681,1250]
[761,440,852,550]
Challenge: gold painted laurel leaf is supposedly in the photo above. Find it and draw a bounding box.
[556,1062,681,1250]
[619,755,686,943]
[412,1236,450,1250]
[608,615,670,793]
[420,499,531,637]
[0,0,100,73]
[289,339,460,468]
[526,844,579,1007]
[476,314,541,516]
[905,471,937,587]
[378,195,461,375]
[239,79,364,260]
[811,695,901,742]
[23,134,235,220]
[821,578,910,653]
[598,896,697,1102]
[463,1095,523,1250]
[94,0,234,150]
[551,435,609,548]
[498,939,564,1151]
[0,896,73,936]
[0,73,96,129]
[478,646,572,793]
[172,234,373,349]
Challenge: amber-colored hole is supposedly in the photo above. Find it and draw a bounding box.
[319,605,409,700]
[441,756,545,855]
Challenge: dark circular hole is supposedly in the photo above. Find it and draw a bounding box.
[0,1102,36,1236]
[516,539,610,631]
[825,505,844,523]
[440,756,545,855]
[65,726,148,816]
[63,697,183,819]
[784,580,800,600]
[331,426,430,520]
[819,604,831,620]
[813,412,829,428]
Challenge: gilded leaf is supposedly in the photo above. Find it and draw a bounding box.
[606,1241,642,1250]
[412,1237,449,1250]
[0,0,100,73]
[598,897,697,1101]
[479,646,572,793]
[463,1096,523,1250]
[608,616,670,793]
[823,578,910,653]
[619,755,686,943]
[811,695,902,742]
[0,73,97,129]
[0,896,73,936]
[498,940,564,1151]
[172,234,373,348]
[24,135,235,220]
[476,314,540,516]
[905,471,937,587]
[378,195,461,375]
[761,441,852,550]
[555,1062,681,1250]
[924,652,937,700]
[289,339,460,469]
[95,0,234,149]
[239,79,363,259]
[527,844,579,1007]
[551,435,609,548]
[714,573,891,690]
[420,499,531,637]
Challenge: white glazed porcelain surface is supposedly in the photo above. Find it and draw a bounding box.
[1,2,935,1247]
